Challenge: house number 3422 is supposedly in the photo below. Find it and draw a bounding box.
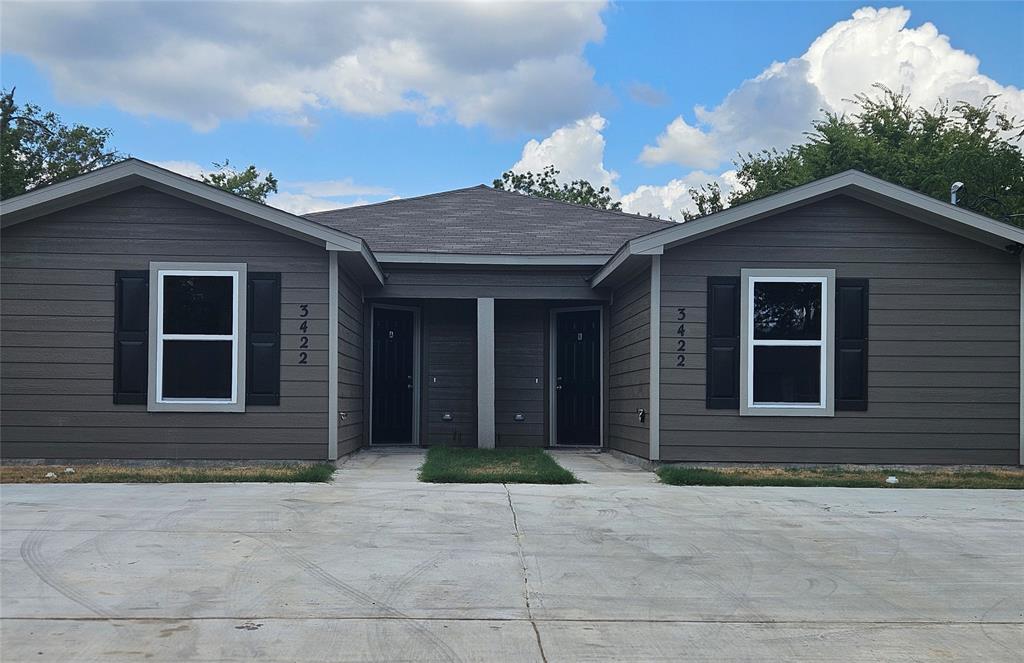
[676,307,686,367]
[297,304,310,364]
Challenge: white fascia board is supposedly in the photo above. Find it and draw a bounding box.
[590,243,633,287]
[375,252,610,266]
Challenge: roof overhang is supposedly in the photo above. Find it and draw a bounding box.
[1,159,383,285]
[375,252,610,266]
[593,170,1024,287]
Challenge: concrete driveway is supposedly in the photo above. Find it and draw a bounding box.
[1,450,1021,662]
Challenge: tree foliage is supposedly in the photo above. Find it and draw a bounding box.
[684,86,1024,224]
[1,87,123,199]
[201,160,278,203]
[493,164,622,211]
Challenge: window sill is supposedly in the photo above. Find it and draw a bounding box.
[740,405,834,417]
[147,400,246,413]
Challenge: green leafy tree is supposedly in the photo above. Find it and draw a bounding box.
[1,87,123,199]
[493,164,622,211]
[685,86,1024,224]
[201,159,278,203]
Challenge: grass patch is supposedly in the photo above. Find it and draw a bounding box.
[656,465,1024,489]
[0,463,336,484]
[419,447,578,484]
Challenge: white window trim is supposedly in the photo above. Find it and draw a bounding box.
[740,269,835,417]
[147,262,247,413]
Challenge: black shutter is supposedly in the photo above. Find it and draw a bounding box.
[113,270,149,404]
[835,278,869,411]
[706,276,740,409]
[246,272,281,405]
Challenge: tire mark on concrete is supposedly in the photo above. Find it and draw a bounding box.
[245,534,462,663]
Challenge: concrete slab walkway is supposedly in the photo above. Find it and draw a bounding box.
[1,449,1021,661]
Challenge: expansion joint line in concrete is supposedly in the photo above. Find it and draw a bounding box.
[504,484,549,663]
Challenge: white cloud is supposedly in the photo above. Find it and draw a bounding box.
[289,179,391,198]
[638,116,722,170]
[621,170,740,220]
[639,6,1024,169]
[511,114,618,193]
[152,160,390,215]
[151,160,208,180]
[2,2,608,132]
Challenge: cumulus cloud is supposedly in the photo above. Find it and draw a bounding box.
[152,160,391,214]
[620,170,740,220]
[639,6,1024,169]
[511,114,619,193]
[2,2,608,132]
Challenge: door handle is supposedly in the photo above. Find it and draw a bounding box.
[555,385,563,391]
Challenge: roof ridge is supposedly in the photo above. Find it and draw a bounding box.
[304,183,489,217]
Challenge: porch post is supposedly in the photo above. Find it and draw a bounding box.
[477,297,496,448]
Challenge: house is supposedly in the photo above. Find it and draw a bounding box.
[2,159,1021,465]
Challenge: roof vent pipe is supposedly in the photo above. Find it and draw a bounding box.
[950,181,965,206]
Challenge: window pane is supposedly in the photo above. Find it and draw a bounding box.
[162,340,232,399]
[753,346,821,404]
[753,281,821,340]
[163,275,233,335]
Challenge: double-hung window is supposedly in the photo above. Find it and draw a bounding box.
[148,262,247,412]
[740,269,834,416]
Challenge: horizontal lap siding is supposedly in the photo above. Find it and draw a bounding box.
[608,267,650,458]
[659,195,1020,465]
[495,301,547,447]
[368,266,601,300]
[1,187,329,460]
[421,300,477,446]
[338,263,364,456]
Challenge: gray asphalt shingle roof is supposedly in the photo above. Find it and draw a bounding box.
[304,185,675,255]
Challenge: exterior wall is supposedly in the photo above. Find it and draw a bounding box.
[421,299,477,446]
[659,195,1020,465]
[495,300,547,447]
[368,266,600,300]
[1,187,331,460]
[337,261,364,456]
[608,266,651,458]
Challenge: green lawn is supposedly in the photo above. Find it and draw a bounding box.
[0,463,336,484]
[657,465,1024,489]
[419,447,579,484]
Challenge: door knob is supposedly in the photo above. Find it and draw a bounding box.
[555,385,563,391]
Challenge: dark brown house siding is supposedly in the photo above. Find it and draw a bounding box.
[1,187,332,460]
[658,195,1020,465]
[608,267,651,458]
[495,300,547,447]
[337,261,364,456]
[420,299,478,446]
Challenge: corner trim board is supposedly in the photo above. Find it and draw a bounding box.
[477,298,496,449]
[329,252,340,460]
[649,255,661,461]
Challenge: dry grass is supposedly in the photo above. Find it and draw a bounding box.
[0,463,336,484]
[657,465,1024,489]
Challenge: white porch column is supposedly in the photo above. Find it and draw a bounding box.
[477,297,496,448]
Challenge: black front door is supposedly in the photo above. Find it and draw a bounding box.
[372,307,415,444]
[555,309,601,446]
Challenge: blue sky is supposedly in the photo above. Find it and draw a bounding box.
[2,2,1022,218]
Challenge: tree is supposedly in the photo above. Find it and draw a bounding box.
[684,86,1024,224]
[201,159,278,203]
[493,164,622,211]
[1,87,123,199]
